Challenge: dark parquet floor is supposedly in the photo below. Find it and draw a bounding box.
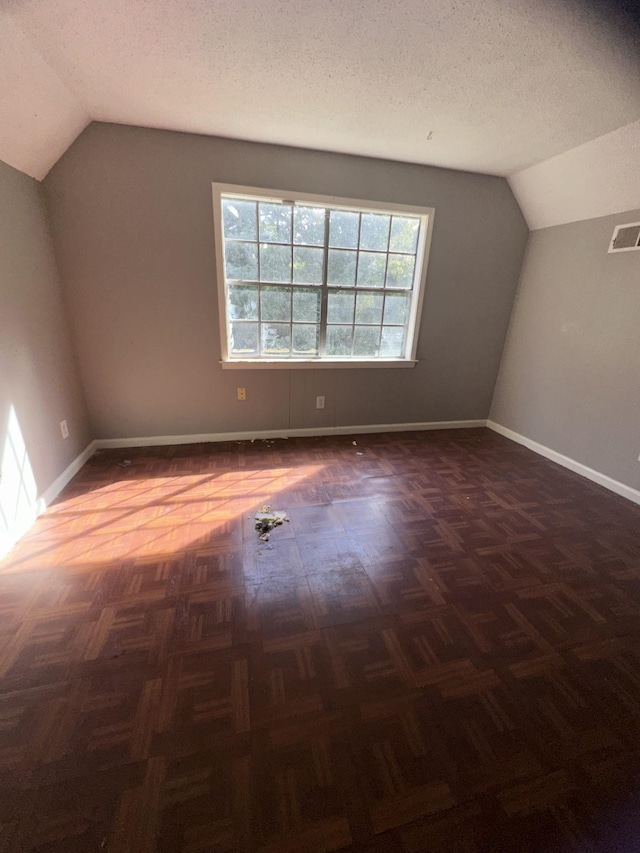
[1,428,640,852]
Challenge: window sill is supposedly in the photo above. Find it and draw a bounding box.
[220,358,418,370]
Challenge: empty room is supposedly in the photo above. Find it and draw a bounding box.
[1,0,640,850]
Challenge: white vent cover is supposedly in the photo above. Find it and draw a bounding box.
[609,222,640,253]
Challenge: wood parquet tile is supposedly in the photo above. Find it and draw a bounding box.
[1,429,640,851]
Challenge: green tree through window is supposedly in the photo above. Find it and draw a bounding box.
[215,186,433,363]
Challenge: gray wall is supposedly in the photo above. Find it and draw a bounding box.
[0,160,91,547]
[491,209,640,491]
[44,122,528,439]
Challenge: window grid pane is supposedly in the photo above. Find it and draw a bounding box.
[221,194,424,360]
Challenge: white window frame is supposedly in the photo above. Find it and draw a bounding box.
[212,183,435,369]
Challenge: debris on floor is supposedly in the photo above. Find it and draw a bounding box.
[118,459,132,468]
[356,451,364,455]
[254,506,289,540]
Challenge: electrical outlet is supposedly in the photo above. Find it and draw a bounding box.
[316,395,325,410]
[60,420,69,439]
[237,387,246,401]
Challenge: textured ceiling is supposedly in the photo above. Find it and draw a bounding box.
[509,118,640,229]
[0,10,89,178]
[1,0,640,209]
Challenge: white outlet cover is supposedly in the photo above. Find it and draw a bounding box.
[316,396,325,409]
[60,419,69,439]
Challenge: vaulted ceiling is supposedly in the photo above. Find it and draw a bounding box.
[1,0,639,227]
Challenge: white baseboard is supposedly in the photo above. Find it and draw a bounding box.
[93,420,487,449]
[0,440,97,560]
[41,441,97,506]
[487,420,640,507]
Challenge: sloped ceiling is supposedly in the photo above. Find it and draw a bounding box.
[509,118,640,229]
[1,0,639,227]
[0,10,89,179]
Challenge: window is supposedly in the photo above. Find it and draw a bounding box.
[212,184,434,368]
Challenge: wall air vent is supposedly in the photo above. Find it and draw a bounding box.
[608,222,640,253]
